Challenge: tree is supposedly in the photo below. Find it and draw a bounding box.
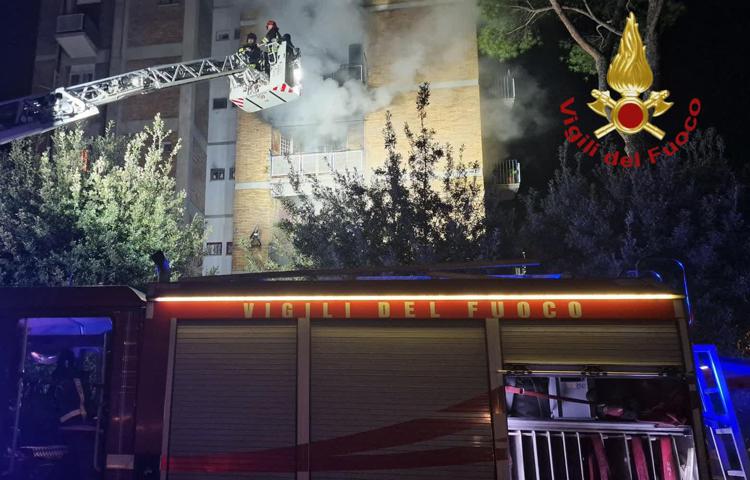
[0,116,205,288]
[479,0,684,88]
[478,0,685,156]
[275,84,487,269]
[515,128,750,354]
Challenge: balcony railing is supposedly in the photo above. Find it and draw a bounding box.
[507,418,699,479]
[496,158,521,194]
[55,13,98,58]
[270,150,364,178]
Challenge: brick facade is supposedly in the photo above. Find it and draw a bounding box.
[127,0,184,47]
[232,0,484,272]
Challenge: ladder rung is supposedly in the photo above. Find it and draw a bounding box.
[704,387,720,394]
[726,470,746,477]
[716,428,734,435]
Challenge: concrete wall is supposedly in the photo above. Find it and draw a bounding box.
[202,0,242,275]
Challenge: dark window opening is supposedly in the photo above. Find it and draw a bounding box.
[212,98,228,110]
[226,242,233,255]
[210,168,225,181]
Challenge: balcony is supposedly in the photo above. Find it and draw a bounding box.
[497,158,521,192]
[332,64,366,84]
[55,13,98,59]
[269,150,364,197]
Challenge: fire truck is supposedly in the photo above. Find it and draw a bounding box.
[2,265,748,479]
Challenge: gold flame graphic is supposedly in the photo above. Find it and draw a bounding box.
[607,12,653,97]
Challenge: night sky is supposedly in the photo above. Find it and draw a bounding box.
[0,1,747,190]
[0,0,40,102]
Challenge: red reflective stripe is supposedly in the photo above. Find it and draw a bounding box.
[281,83,287,92]
[166,446,502,473]
[165,389,501,474]
[660,436,678,480]
[631,436,649,480]
[592,435,609,480]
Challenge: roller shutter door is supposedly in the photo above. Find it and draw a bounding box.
[310,320,496,480]
[500,320,683,369]
[166,320,297,480]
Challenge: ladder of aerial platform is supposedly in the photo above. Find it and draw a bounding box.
[0,41,301,145]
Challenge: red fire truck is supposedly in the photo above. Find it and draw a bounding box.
[2,273,746,479]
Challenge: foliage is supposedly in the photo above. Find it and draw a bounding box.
[515,129,749,354]
[559,40,597,77]
[478,1,684,80]
[277,84,487,269]
[0,116,204,287]
[477,0,542,61]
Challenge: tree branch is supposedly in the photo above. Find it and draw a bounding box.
[645,0,666,88]
[645,0,665,42]
[510,2,622,36]
[546,0,604,64]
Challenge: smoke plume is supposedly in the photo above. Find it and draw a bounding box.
[244,0,479,141]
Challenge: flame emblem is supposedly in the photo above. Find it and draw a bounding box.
[588,12,672,139]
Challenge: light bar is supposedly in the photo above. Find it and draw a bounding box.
[153,293,682,302]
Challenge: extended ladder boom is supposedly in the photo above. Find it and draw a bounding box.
[0,54,249,145]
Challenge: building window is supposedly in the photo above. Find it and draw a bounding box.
[210,168,225,181]
[234,28,241,40]
[212,98,228,109]
[215,30,230,41]
[205,242,222,255]
[226,242,233,255]
[229,167,235,180]
[69,64,95,86]
[158,0,179,5]
[163,141,173,154]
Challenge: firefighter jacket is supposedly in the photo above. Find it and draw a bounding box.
[238,43,263,68]
[262,26,282,46]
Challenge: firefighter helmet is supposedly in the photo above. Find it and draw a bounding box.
[266,20,277,29]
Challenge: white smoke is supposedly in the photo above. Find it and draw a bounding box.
[239,0,479,140]
[479,58,554,163]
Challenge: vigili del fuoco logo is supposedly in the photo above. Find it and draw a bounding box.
[560,12,701,168]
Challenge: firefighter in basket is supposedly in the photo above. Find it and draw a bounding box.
[259,20,297,74]
[238,32,263,70]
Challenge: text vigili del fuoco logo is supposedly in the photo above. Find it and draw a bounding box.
[560,12,701,168]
